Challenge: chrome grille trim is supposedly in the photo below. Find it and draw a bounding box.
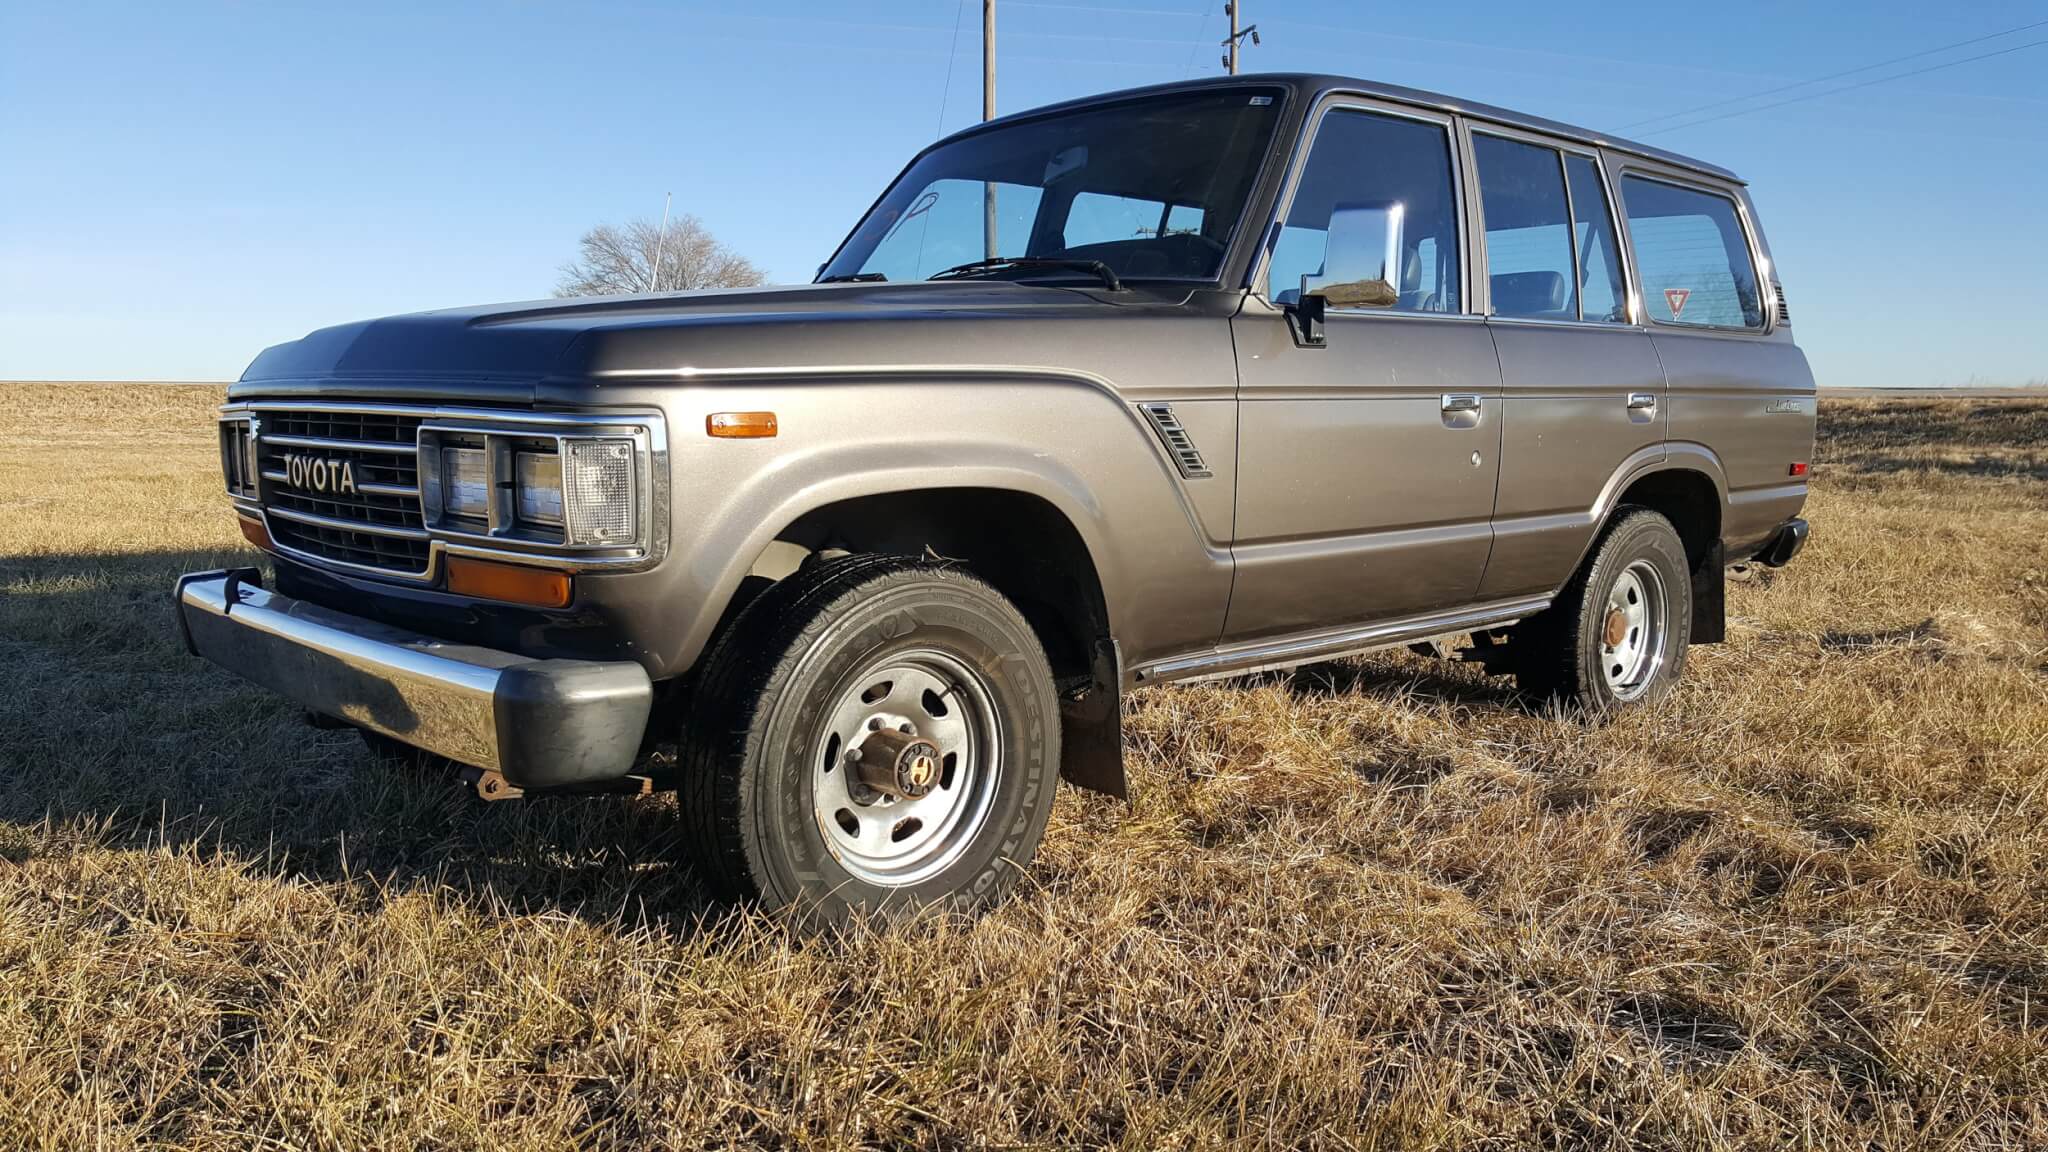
[260,432,418,454]
[265,505,432,540]
[251,408,432,578]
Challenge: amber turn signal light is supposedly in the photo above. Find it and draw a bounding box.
[445,556,572,608]
[236,512,272,552]
[706,411,777,438]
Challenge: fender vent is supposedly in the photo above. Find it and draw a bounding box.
[1140,402,1212,479]
[1772,280,1790,326]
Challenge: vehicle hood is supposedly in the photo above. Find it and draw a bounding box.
[233,280,1220,403]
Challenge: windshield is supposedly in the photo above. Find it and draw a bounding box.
[819,87,1285,285]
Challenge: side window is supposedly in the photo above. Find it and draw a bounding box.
[859,179,1045,282]
[1472,135,1577,320]
[1062,192,1205,248]
[1620,176,1762,329]
[1565,156,1629,324]
[1267,108,1462,313]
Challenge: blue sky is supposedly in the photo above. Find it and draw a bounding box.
[3,0,2044,386]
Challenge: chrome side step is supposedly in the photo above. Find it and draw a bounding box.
[1130,595,1550,685]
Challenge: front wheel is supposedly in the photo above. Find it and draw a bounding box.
[1511,509,1692,711]
[677,555,1061,924]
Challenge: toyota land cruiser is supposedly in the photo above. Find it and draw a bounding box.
[175,74,1814,923]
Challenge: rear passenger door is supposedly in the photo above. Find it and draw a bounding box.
[1468,129,1669,601]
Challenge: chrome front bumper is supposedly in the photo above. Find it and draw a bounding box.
[173,569,652,788]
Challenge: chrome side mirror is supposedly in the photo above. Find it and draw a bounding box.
[1285,201,1404,347]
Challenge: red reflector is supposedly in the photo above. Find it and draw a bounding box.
[1789,462,1809,477]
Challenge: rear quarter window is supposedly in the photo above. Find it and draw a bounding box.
[1620,176,1763,330]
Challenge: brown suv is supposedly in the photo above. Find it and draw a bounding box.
[175,74,1814,923]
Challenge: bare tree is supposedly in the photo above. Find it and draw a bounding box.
[555,215,767,296]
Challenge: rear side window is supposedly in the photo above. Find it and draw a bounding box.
[1472,136,1633,324]
[1267,108,1462,313]
[1620,176,1763,329]
[1565,156,1629,324]
[1473,135,1577,320]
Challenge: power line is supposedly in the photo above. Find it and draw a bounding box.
[1638,35,2048,137]
[1622,17,2048,132]
[1182,0,1211,76]
[935,0,968,137]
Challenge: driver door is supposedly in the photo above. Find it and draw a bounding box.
[1224,101,1502,643]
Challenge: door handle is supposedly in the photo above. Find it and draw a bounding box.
[1627,392,1658,410]
[1441,394,1482,413]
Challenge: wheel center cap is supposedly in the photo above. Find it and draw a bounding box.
[854,726,943,799]
[1603,608,1628,648]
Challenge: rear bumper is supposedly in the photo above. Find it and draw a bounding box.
[1755,518,1809,568]
[173,569,652,788]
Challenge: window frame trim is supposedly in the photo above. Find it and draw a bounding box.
[1612,164,1775,336]
[1246,93,1477,320]
[1460,120,1643,330]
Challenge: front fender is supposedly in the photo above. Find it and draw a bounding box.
[643,372,1235,676]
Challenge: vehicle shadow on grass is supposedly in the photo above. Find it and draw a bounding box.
[0,549,718,929]
[1277,648,1529,710]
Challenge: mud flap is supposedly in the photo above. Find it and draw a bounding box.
[1058,635,1127,799]
[1692,540,1726,645]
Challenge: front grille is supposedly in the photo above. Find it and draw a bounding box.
[255,409,431,577]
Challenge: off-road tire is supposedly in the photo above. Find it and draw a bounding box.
[1511,509,1692,711]
[677,554,1061,924]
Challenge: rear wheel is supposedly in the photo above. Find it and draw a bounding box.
[677,555,1060,924]
[1511,509,1692,711]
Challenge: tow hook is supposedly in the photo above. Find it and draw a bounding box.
[458,764,525,801]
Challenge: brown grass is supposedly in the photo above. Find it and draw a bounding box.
[2,383,2045,1149]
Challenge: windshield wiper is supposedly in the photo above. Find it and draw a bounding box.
[927,257,1123,292]
[817,272,887,283]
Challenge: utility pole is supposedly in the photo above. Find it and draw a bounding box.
[1219,2,1259,75]
[982,0,998,258]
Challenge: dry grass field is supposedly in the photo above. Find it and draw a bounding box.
[2,383,2044,1150]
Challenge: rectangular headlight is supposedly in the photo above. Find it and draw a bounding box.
[441,446,489,520]
[562,438,636,546]
[514,450,563,527]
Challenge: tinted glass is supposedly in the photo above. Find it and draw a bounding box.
[1267,108,1461,313]
[1621,176,1762,328]
[1063,192,1206,248]
[858,180,1044,282]
[822,88,1283,284]
[1473,135,1576,320]
[1566,155,1629,324]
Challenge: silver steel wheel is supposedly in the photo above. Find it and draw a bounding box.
[1600,559,1667,700]
[811,647,1002,886]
